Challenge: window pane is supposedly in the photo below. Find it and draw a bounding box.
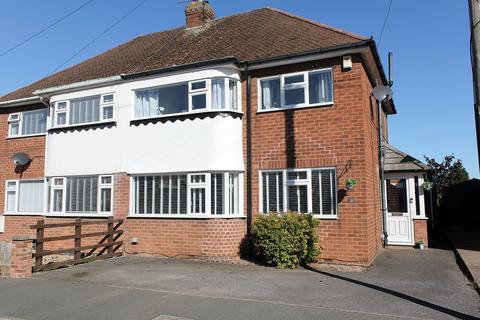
[9,123,19,136]
[135,84,188,118]
[146,176,153,214]
[287,171,307,180]
[22,110,47,135]
[154,177,161,214]
[103,94,114,103]
[171,176,178,214]
[56,112,66,125]
[53,189,63,212]
[136,177,145,214]
[284,74,304,85]
[229,173,239,214]
[386,179,408,213]
[179,175,187,214]
[211,79,225,109]
[312,171,320,214]
[288,185,307,213]
[100,188,112,212]
[162,176,170,214]
[309,71,333,104]
[70,96,100,125]
[192,94,207,110]
[211,173,224,215]
[284,88,305,106]
[66,176,98,213]
[191,188,205,213]
[18,181,44,213]
[262,172,283,213]
[191,81,206,90]
[261,79,281,109]
[102,106,113,119]
[6,191,16,212]
[321,170,336,215]
[101,176,112,184]
[229,80,238,110]
[57,102,67,109]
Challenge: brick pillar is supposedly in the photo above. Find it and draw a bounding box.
[10,236,33,278]
[413,219,429,247]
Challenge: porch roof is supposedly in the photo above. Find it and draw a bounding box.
[384,144,429,172]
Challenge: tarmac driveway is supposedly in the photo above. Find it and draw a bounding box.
[0,247,478,320]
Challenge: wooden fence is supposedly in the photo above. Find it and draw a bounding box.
[30,217,123,272]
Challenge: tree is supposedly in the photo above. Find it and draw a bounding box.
[424,154,470,197]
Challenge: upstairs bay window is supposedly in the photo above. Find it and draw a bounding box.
[8,109,47,137]
[53,93,114,127]
[134,78,240,119]
[259,68,333,111]
[132,172,242,217]
[49,175,113,215]
[260,168,337,217]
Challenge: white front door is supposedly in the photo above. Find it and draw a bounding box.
[385,177,413,245]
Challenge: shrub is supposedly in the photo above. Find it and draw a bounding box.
[251,212,320,269]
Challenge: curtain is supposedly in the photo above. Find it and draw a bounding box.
[22,110,47,135]
[18,181,44,213]
[261,79,280,109]
[211,79,225,109]
[70,96,100,124]
[229,80,238,110]
[135,89,159,118]
[309,71,333,104]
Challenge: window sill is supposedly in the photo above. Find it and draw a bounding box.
[256,103,334,114]
[412,216,428,220]
[48,120,116,133]
[3,212,44,216]
[130,110,243,126]
[314,215,338,220]
[128,214,246,219]
[6,133,47,140]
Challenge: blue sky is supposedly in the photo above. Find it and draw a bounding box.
[0,0,478,177]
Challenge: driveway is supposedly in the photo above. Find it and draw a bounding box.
[0,248,478,320]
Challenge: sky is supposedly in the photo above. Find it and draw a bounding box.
[0,0,478,178]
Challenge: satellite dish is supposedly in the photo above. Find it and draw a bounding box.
[372,86,393,102]
[11,152,31,166]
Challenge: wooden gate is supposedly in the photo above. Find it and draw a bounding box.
[30,217,123,272]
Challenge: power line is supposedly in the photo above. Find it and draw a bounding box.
[51,0,149,74]
[0,0,96,57]
[378,0,393,47]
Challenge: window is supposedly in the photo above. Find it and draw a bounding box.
[134,78,240,119]
[53,93,114,127]
[49,176,113,214]
[132,172,242,216]
[8,109,47,137]
[259,69,333,110]
[386,179,408,213]
[5,180,45,214]
[260,168,337,217]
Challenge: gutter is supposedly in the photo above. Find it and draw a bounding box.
[0,96,42,108]
[33,75,123,97]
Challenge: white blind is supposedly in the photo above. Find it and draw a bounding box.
[22,110,47,135]
[66,176,98,213]
[18,181,44,213]
[70,96,100,125]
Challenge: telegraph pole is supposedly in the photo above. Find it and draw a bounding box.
[468,0,480,172]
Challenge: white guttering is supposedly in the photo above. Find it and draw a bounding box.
[33,75,124,97]
[0,96,42,108]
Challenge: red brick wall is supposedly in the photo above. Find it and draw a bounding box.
[245,55,385,265]
[414,219,428,246]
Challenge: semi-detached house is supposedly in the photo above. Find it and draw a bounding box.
[0,1,429,266]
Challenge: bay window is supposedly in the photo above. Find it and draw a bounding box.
[259,68,333,111]
[134,78,240,119]
[49,176,113,215]
[4,180,45,214]
[260,168,337,217]
[132,172,243,216]
[8,109,47,137]
[53,93,115,127]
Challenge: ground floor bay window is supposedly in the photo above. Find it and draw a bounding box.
[131,172,243,217]
[260,168,337,217]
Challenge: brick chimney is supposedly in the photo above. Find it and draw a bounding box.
[185,0,215,29]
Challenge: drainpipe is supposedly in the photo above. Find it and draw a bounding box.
[377,100,388,247]
[245,65,253,243]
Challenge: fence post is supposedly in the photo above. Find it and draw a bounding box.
[34,220,44,269]
[74,218,82,260]
[107,217,114,255]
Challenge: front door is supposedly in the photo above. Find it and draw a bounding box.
[385,177,413,245]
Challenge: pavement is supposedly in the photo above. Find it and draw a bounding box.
[447,231,480,291]
[0,247,479,320]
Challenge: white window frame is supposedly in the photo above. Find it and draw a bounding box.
[259,168,337,219]
[48,176,113,216]
[100,93,115,121]
[7,109,48,138]
[257,68,334,112]
[134,77,242,120]
[4,179,46,215]
[130,172,244,218]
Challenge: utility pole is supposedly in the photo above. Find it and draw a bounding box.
[468,0,480,172]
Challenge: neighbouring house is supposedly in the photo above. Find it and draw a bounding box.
[0,1,430,266]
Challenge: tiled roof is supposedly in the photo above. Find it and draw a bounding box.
[384,144,429,172]
[0,7,367,103]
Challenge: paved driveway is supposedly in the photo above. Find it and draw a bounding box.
[0,247,478,320]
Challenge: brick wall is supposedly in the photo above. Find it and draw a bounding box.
[245,55,384,265]
[413,219,428,247]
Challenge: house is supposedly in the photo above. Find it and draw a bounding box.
[0,1,429,266]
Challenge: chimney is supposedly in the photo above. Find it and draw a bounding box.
[185,0,215,29]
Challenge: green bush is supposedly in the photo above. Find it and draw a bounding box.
[251,212,320,269]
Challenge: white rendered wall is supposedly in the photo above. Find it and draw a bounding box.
[45,65,244,177]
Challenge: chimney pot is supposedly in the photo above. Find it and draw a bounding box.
[185,0,215,29]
